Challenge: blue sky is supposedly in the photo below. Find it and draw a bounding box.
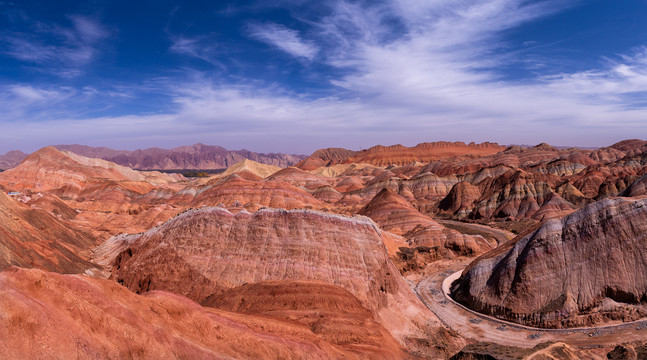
[2,0,647,154]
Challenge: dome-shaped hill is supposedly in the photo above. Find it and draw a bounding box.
[452,196,647,328]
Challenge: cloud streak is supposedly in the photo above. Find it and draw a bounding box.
[248,23,318,60]
[1,15,109,76]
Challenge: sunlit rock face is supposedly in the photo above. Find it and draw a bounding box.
[0,146,182,194]
[104,207,463,354]
[344,141,505,167]
[452,197,647,328]
[0,192,96,273]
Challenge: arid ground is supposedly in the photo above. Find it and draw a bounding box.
[2,140,647,359]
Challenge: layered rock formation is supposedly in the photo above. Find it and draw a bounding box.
[102,207,461,354]
[623,174,647,197]
[0,192,95,273]
[452,196,647,328]
[266,167,331,189]
[0,147,182,193]
[296,148,358,170]
[344,142,505,167]
[192,175,328,211]
[0,267,406,359]
[359,189,493,260]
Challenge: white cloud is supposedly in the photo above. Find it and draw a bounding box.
[9,85,65,102]
[1,15,109,76]
[248,23,318,60]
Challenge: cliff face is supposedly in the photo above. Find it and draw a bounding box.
[451,197,647,328]
[110,208,405,309]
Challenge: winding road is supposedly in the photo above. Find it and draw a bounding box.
[414,221,647,348]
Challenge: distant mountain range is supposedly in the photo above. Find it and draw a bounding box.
[0,144,306,170]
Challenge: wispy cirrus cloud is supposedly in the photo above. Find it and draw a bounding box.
[1,15,109,77]
[247,23,318,60]
[169,36,228,70]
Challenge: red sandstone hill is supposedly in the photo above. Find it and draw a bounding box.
[0,267,407,359]
[55,143,306,170]
[99,207,464,356]
[0,192,95,273]
[296,147,358,170]
[452,196,647,328]
[192,174,328,211]
[359,188,493,259]
[0,146,182,193]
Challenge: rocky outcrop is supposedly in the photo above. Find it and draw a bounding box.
[467,170,573,221]
[452,197,647,328]
[438,181,481,219]
[110,208,401,308]
[56,143,305,170]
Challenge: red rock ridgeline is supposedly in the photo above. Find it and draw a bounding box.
[451,196,647,328]
[103,207,461,354]
[0,192,95,273]
[0,267,406,359]
[296,142,505,171]
[0,147,188,240]
[344,142,505,167]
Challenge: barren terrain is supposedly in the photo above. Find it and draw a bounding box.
[2,140,647,359]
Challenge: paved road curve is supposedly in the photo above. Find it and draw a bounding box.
[414,222,647,348]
